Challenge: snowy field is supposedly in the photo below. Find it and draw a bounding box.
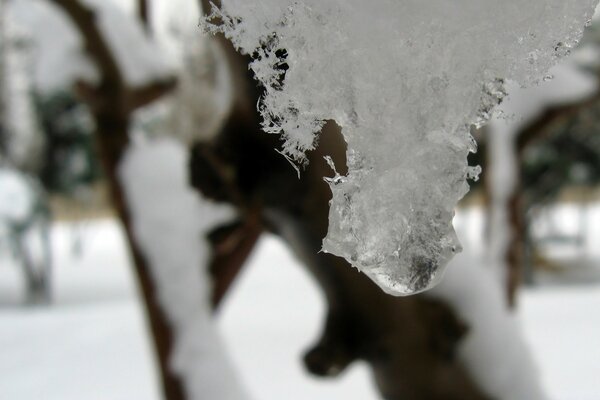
[0,205,599,400]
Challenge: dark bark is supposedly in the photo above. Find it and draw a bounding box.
[138,0,150,31]
[207,217,262,308]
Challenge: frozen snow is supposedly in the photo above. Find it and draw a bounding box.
[204,0,598,295]
[118,137,248,400]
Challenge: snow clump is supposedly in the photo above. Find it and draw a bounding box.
[204,0,598,295]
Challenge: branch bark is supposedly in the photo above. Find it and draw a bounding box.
[516,93,600,151]
[138,0,150,31]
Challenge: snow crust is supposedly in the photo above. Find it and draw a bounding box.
[118,138,247,400]
[204,0,598,295]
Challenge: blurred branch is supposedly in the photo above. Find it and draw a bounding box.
[75,78,177,113]
[50,0,124,112]
[208,216,262,309]
[503,80,600,306]
[189,140,265,309]
[127,78,177,111]
[51,0,176,115]
[47,1,182,399]
[517,91,600,152]
[138,0,150,31]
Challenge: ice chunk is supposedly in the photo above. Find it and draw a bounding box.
[204,0,597,295]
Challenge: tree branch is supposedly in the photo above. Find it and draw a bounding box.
[126,78,177,111]
[208,216,262,309]
[138,0,150,31]
[50,0,124,104]
[48,1,183,399]
[517,91,600,152]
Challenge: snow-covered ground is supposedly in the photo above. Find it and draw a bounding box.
[0,205,599,400]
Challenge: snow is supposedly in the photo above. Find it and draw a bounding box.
[0,221,161,400]
[146,0,202,68]
[429,251,547,399]
[118,137,248,400]
[1,210,599,399]
[520,286,600,400]
[205,0,599,296]
[7,0,96,93]
[132,33,234,145]
[81,0,174,86]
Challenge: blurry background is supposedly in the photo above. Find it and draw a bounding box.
[0,0,599,399]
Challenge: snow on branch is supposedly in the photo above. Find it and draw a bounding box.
[204,0,599,295]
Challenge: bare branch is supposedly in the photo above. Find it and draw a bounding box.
[50,0,124,99]
[126,78,177,111]
[517,91,600,152]
[138,0,150,31]
[208,216,262,309]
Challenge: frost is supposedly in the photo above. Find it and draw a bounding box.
[204,1,598,295]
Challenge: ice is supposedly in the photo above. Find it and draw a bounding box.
[204,0,598,295]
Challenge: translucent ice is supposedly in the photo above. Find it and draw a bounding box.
[204,1,598,295]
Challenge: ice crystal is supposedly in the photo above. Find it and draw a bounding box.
[204,0,597,295]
